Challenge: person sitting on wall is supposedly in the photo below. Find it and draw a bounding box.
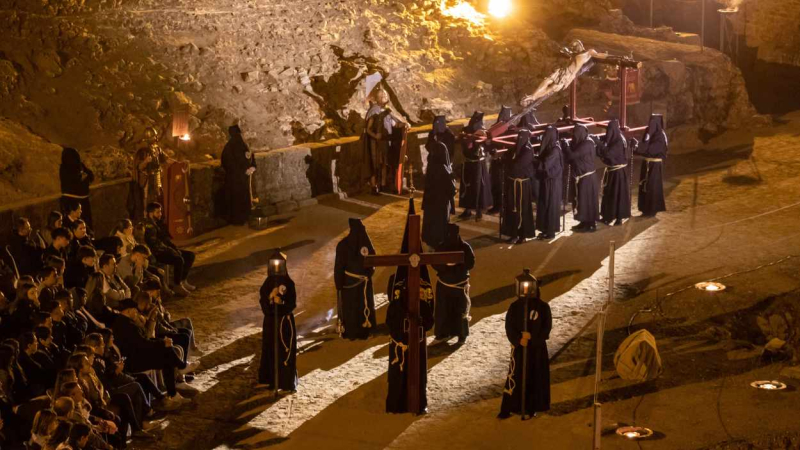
[143,203,196,297]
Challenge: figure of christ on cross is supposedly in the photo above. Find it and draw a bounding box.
[365,200,464,414]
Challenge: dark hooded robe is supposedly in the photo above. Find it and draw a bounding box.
[459,111,493,212]
[386,199,435,414]
[431,116,457,213]
[258,269,299,391]
[535,126,564,237]
[489,106,513,212]
[422,140,456,248]
[221,125,257,225]
[59,147,95,229]
[334,218,377,340]
[362,103,384,180]
[634,115,668,216]
[500,295,552,417]
[564,125,599,225]
[596,119,631,223]
[512,111,541,202]
[432,224,474,342]
[501,130,536,241]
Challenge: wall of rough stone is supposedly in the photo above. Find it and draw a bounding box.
[744,0,800,67]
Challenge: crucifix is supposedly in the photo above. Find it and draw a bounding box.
[364,210,464,414]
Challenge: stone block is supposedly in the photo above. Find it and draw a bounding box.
[298,198,318,208]
[276,200,298,214]
[252,146,313,205]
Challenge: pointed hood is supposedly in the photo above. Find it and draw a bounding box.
[496,105,512,124]
[515,129,532,154]
[432,115,448,134]
[541,126,559,152]
[464,111,485,134]
[604,119,626,148]
[392,198,431,292]
[644,114,665,143]
[348,218,375,256]
[443,223,462,248]
[518,111,540,130]
[572,124,589,145]
[60,147,82,171]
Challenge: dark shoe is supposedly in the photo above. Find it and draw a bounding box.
[475,211,483,221]
[506,237,517,244]
[456,336,467,345]
[614,219,623,226]
[497,411,512,420]
[537,233,554,240]
[418,407,429,416]
[487,207,501,214]
[371,187,380,196]
[601,219,612,226]
[571,222,587,231]
[585,223,597,232]
[459,210,473,219]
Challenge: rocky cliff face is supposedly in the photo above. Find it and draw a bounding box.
[0,0,759,204]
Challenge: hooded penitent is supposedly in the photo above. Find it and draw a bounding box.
[518,111,540,131]
[596,119,631,222]
[564,124,599,224]
[496,106,513,124]
[334,218,377,340]
[634,114,668,215]
[422,141,456,247]
[429,115,457,161]
[259,248,298,390]
[460,111,493,212]
[536,126,564,235]
[464,111,485,134]
[432,222,475,342]
[221,125,257,225]
[501,129,536,240]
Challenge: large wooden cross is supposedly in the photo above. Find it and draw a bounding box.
[364,213,464,414]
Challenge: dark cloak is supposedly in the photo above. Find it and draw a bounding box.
[500,296,552,416]
[334,218,377,340]
[59,147,95,229]
[422,141,455,248]
[634,115,668,215]
[535,126,564,235]
[386,199,435,414]
[431,116,457,162]
[490,106,514,209]
[459,111,493,211]
[433,224,474,341]
[258,273,299,390]
[564,125,599,223]
[501,130,536,240]
[221,126,257,225]
[362,103,384,179]
[596,119,631,222]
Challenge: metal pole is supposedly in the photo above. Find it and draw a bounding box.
[701,0,705,52]
[593,402,602,449]
[649,0,654,28]
[593,241,615,449]
[274,300,280,399]
[619,67,628,129]
[720,12,725,53]
[569,81,578,121]
[521,296,529,421]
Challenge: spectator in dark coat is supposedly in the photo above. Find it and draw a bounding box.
[60,147,94,229]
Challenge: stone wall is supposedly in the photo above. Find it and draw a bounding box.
[744,0,800,67]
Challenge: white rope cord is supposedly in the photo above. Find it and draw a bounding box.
[601,164,627,191]
[573,170,597,215]
[503,345,516,395]
[638,158,662,193]
[508,177,530,230]
[279,315,295,367]
[344,270,372,328]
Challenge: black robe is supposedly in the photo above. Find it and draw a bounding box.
[334,220,377,340]
[596,120,631,222]
[535,127,564,235]
[635,116,668,216]
[564,126,599,223]
[500,296,552,416]
[459,132,492,211]
[501,131,536,240]
[432,236,474,341]
[489,108,513,211]
[221,133,256,226]
[422,141,456,248]
[258,275,299,391]
[60,147,95,229]
[385,276,435,414]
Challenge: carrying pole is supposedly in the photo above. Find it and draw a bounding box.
[592,241,615,449]
[521,297,529,421]
[274,299,280,399]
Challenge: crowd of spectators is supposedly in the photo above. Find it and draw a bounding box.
[1,187,202,448]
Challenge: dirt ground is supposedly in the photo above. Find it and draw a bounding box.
[133,111,800,450]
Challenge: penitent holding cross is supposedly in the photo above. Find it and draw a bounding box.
[365,199,464,414]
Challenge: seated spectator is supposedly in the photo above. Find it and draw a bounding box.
[42,229,71,265]
[63,247,96,291]
[53,291,85,352]
[97,255,130,310]
[117,245,150,298]
[18,332,52,397]
[69,289,104,335]
[44,420,72,450]
[43,211,63,248]
[37,267,61,306]
[7,283,41,339]
[83,274,114,326]
[144,203,195,296]
[96,328,167,410]
[67,422,92,449]
[111,299,190,410]
[111,220,136,258]
[94,236,124,262]
[66,221,93,263]
[29,408,58,449]
[35,326,66,369]
[8,218,45,276]
[141,281,202,357]
[61,202,88,238]
[59,382,115,450]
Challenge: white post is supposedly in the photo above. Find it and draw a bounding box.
[593,241,615,449]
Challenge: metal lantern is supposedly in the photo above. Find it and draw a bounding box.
[172,105,190,139]
[268,250,287,277]
[516,268,538,298]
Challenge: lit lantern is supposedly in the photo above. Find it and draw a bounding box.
[172,104,190,139]
[488,0,512,18]
[268,250,288,277]
[516,268,538,298]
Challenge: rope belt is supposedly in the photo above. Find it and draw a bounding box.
[601,164,627,191]
[572,170,596,214]
[61,193,89,199]
[344,270,372,328]
[503,345,516,395]
[465,157,486,163]
[437,279,472,321]
[279,315,295,366]
[508,177,530,230]
[639,158,663,193]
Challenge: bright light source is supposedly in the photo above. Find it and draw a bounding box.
[695,281,726,292]
[615,426,653,440]
[440,1,485,24]
[179,134,191,141]
[750,380,787,391]
[488,0,512,18]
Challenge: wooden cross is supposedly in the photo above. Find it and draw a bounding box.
[364,213,464,414]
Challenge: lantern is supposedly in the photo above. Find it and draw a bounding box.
[516,268,538,298]
[268,250,287,277]
[172,104,190,139]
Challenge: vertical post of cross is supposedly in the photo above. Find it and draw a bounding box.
[569,80,578,121]
[406,215,422,413]
[619,67,629,129]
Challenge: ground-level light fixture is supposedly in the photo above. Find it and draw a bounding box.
[488,0,512,18]
[268,249,288,277]
[179,134,191,141]
[616,426,654,440]
[750,380,787,391]
[695,281,726,292]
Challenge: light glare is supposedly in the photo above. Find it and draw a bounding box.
[180,134,191,141]
[488,0,512,18]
